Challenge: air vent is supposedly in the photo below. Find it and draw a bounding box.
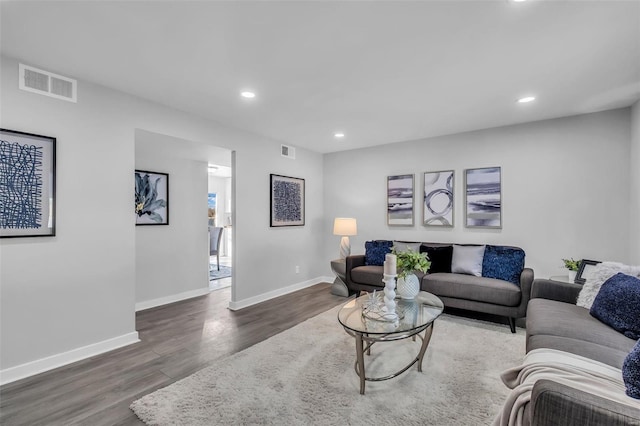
[281,144,296,159]
[19,64,77,103]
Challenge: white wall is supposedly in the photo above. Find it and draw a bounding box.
[135,131,209,308]
[0,55,325,382]
[631,101,640,265]
[323,109,632,279]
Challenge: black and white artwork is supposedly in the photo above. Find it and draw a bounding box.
[135,170,169,225]
[0,128,56,238]
[423,170,454,227]
[387,174,414,226]
[465,166,501,228]
[270,174,305,227]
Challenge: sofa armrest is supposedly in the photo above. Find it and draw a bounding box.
[530,379,640,426]
[345,255,366,288]
[514,268,534,318]
[531,279,582,304]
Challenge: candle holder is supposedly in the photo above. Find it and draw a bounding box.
[381,273,398,321]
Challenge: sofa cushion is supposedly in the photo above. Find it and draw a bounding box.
[420,245,453,273]
[393,241,421,253]
[481,245,525,286]
[422,273,521,306]
[364,240,392,266]
[623,340,640,399]
[351,265,385,287]
[590,273,640,340]
[451,245,485,277]
[526,298,636,368]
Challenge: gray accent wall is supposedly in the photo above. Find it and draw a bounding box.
[323,109,632,279]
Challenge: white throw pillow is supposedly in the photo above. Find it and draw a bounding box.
[576,262,640,309]
[451,245,485,277]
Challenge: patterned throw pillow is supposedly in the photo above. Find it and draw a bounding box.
[420,245,453,273]
[590,273,640,340]
[623,339,640,399]
[364,240,393,266]
[576,262,640,309]
[481,245,525,286]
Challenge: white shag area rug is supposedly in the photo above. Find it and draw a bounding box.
[131,306,525,425]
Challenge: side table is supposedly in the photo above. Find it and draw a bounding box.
[330,259,349,297]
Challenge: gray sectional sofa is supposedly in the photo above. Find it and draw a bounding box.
[525,278,639,425]
[345,242,534,333]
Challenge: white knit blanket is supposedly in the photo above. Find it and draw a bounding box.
[492,349,640,426]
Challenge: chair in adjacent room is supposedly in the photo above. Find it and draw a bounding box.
[209,226,224,271]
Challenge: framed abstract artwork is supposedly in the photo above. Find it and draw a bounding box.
[135,170,169,225]
[464,166,501,228]
[387,174,414,226]
[0,128,56,238]
[423,170,454,227]
[270,174,305,227]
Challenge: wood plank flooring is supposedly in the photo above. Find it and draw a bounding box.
[0,283,346,425]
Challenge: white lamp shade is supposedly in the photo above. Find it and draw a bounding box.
[333,218,357,236]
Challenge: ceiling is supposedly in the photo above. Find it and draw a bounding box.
[1,1,639,154]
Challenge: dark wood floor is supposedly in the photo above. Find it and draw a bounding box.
[0,283,346,426]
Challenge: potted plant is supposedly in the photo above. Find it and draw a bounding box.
[562,258,581,282]
[392,248,431,299]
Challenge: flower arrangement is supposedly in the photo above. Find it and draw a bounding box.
[562,258,581,272]
[392,247,431,279]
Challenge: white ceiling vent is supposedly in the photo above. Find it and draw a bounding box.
[281,144,296,159]
[19,64,77,103]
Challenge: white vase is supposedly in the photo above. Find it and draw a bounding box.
[568,270,577,283]
[397,273,420,299]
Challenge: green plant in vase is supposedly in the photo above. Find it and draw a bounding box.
[562,258,580,272]
[392,248,431,299]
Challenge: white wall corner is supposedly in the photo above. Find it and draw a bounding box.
[0,332,140,386]
[135,287,210,312]
[228,276,333,311]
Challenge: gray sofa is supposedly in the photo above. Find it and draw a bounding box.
[525,278,639,425]
[345,242,534,333]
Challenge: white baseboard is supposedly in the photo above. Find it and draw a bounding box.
[228,276,333,311]
[135,287,210,312]
[0,332,140,385]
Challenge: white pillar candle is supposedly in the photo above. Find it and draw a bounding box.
[384,254,397,275]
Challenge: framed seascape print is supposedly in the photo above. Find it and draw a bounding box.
[387,174,414,226]
[270,174,305,227]
[575,259,601,285]
[423,170,454,227]
[465,166,501,228]
[135,170,169,225]
[0,129,56,238]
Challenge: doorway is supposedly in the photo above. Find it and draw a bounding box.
[208,164,233,291]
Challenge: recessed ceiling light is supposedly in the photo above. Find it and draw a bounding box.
[517,96,536,103]
[240,91,256,99]
[512,0,527,3]
[334,132,345,139]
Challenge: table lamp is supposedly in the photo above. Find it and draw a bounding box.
[333,218,357,259]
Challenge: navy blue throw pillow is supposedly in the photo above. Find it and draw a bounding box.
[420,245,453,273]
[364,240,393,266]
[590,273,640,340]
[481,245,525,286]
[623,339,640,399]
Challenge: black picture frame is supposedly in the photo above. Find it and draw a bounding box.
[135,170,169,225]
[270,174,305,227]
[575,259,601,284]
[0,128,56,238]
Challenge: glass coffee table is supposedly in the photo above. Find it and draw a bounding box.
[338,291,444,394]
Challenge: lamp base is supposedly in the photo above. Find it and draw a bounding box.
[339,236,351,259]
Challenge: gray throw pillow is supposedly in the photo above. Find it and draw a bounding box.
[451,245,486,277]
[393,241,421,253]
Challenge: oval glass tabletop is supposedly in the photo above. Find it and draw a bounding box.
[338,291,444,336]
